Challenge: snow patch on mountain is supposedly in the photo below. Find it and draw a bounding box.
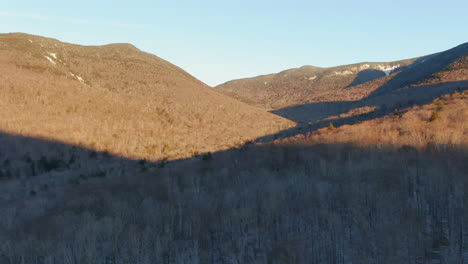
[44,56,56,65]
[70,72,85,83]
[48,52,57,59]
[334,70,353,76]
[359,64,371,70]
[377,64,400,76]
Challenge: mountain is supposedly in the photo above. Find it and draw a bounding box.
[216,59,417,109]
[1,86,466,264]
[279,90,468,149]
[0,33,294,161]
[269,43,468,124]
[1,34,467,263]
[216,43,468,110]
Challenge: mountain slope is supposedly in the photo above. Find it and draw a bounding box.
[268,43,468,124]
[216,43,468,111]
[0,33,294,160]
[216,58,417,109]
[279,90,468,148]
[0,34,467,264]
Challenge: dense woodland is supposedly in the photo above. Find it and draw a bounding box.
[0,34,467,263]
[1,135,467,263]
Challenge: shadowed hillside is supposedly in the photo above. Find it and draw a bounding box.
[216,59,417,109]
[1,135,467,263]
[0,33,294,161]
[252,83,467,143]
[1,32,467,263]
[279,90,468,148]
[249,42,468,141]
[0,89,467,263]
[216,42,468,113]
[270,81,468,124]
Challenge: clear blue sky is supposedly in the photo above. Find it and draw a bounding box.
[1,0,467,86]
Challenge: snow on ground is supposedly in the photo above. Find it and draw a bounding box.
[308,76,317,80]
[377,64,400,76]
[76,75,84,83]
[28,39,33,43]
[48,52,57,59]
[44,56,56,65]
[334,70,353,76]
[359,64,370,70]
[69,72,85,83]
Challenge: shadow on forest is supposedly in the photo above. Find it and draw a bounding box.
[0,42,467,181]
[1,124,467,183]
[0,122,467,263]
[345,69,386,88]
[0,43,467,264]
[266,42,468,141]
[264,81,468,142]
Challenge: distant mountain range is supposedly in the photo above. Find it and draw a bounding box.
[216,43,468,111]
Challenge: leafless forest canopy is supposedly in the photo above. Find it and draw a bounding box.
[0,33,467,263]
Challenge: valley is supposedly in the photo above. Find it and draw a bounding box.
[0,33,467,263]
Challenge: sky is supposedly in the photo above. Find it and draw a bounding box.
[1,0,467,86]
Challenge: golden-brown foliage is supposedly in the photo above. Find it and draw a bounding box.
[284,92,467,149]
[216,43,467,111]
[0,33,294,161]
[216,61,416,109]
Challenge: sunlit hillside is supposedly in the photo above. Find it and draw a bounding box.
[280,90,468,149]
[0,31,467,263]
[216,59,417,109]
[216,43,468,111]
[0,33,294,161]
[0,90,466,263]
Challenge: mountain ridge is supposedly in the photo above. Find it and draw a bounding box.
[216,57,419,109]
[216,42,467,110]
[0,33,294,161]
